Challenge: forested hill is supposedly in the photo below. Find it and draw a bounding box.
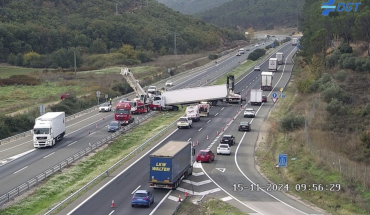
[195,0,304,30]
[156,0,232,15]
[0,0,244,69]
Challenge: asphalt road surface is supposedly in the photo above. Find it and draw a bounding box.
[60,43,324,215]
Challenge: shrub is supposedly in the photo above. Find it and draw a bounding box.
[247,49,266,61]
[321,84,341,102]
[208,54,218,60]
[339,54,355,70]
[338,43,353,54]
[307,80,319,93]
[325,49,341,68]
[319,73,331,85]
[296,78,311,93]
[325,98,347,115]
[279,114,305,132]
[354,58,367,72]
[333,70,347,82]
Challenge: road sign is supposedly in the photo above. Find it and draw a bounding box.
[280,88,283,92]
[282,94,286,98]
[278,154,287,167]
[105,94,108,99]
[96,91,101,97]
[271,97,278,103]
[272,93,277,98]
[271,43,275,48]
[216,168,226,173]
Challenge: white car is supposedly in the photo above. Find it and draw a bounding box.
[254,66,261,71]
[244,108,255,118]
[165,80,173,86]
[254,44,259,47]
[148,86,157,94]
[99,103,112,112]
[177,117,192,129]
[217,144,231,155]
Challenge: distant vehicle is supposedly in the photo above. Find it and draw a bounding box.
[99,103,112,112]
[254,44,259,47]
[238,121,251,132]
[131,190,154,208]
[115,100,134,125]
[147,86,157,94]
[60,93,69,100]
[165,80,173,87]
[107,121,121,132]
[236,52,241,56]
[261,71,273,91]
[268,58,278,72]
[198,102,210,117]
[120,98,129,102]
[239,48,245,54]
[276,52,284,65]
[246,48,250,51]
[250,89,263,106]
[177,117,192,129]
[196,150,215,163]
[292,38,298,46]
[185,105,200,122]
[217,144,231,155]
[254,66,261,71]
[262,95,267,102]
[244,108,255,118]
[220,134,235,146]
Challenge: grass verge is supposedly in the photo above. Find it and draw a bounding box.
[0,67,45,78]
[0,109,185,215]
[174,196,248,215]
[256,65,370,215]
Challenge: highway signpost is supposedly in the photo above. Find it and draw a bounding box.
[271,92,278,104]
[96,91,101,105]
[278,154,287,180]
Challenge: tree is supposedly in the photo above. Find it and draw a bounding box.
[355,9,370,56]
[246,27,255,41]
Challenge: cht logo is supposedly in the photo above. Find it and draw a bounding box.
[321,0,361,16]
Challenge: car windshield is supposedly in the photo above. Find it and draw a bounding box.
[109,121,119,126]
[134,193,148,197]
[115,109,130,114]
[199,151,208,155]
[100,103,109,107]
[220,145,229,148]
[34,128,50,134]
[222,136,232,140]
[130,102,136,107]
[179,118,187,122]
[149,87,156,90]
[246,109,254,111]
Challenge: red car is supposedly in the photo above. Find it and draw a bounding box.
[262,95,267,102]
[196,150,215,163]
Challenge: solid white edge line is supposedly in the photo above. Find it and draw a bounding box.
[187,138,192,142]
[108,210,115,215]
[66,129,179,215]
[148,190,172,215]
[131,185,141,195]
[198,128,202,132]
[43,152,55,159]
[13,166,28,174]
[200,163,265,215]
[234,48,309,215]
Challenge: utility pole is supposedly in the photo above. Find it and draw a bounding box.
[115,3,118,15]
[73,48,77,76]
[174,33,177,56]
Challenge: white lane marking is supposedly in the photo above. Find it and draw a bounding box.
[192,172,204,176]
[221,196,233,201]
[176,187,221,195]
[198,128,202,132]
[67,129,179,215]
[43,152,55,159]
[221,107,224,110]
[207,120,211,123]
[88,132,95,135]
[68,141,77,146]
[182,179,212,186]
[187,138,192,142]
[0,149,36,167]
[13,166,28,174]
[131,185,141,195]
[167,195,179,202]
[149,190,172,215]
[108,210,115,215]
[215,113,218,116]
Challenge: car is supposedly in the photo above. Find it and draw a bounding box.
[60,93,70,100]
[244,108,255,118]
[220,134,235,146]
[177,117,192,129]
[236,52,241,56]
[165,80,173,86]
[120,97,129,102]
[238,121,251,131]
[108,121,121,132]
[148,86,157,94]
[246,48,250,51]
[217,144,231,155]
[196,150,215,162]
[254,66,261,71]
[254,44,259,47]
[262,95,267,102]
[131,190,154,208]
[99,103,112,112]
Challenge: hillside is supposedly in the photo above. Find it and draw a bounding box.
[0,0,245,70]
[156,0,232,15]
[195,0,304,30]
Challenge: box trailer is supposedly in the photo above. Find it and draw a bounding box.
[261,71,273,91]
[33,112,66,148]
[250,89,263,106]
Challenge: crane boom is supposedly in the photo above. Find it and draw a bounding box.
[120,67,147,97]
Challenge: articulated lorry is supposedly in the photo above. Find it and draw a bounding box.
[276,52,284,65]
[268,58,278,72]
[261,71,273,91]
[250,89,263,106]
[33,112,66,148]
[292,38,298,46]
[149,141,195,190]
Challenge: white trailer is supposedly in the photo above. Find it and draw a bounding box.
[250,89,263,106]
[33,112,66,148]
[261,72,273,91]
[276,52,284,65]
[292,38,298,46]
[150,84,229,111]
[268,58,278,72]
[185,105,200,122]
[199,102,210,117]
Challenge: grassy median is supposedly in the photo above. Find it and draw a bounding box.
[1,110,185,215]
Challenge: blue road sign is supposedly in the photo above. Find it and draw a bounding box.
[272,93,277,98]
[297,45,300,50]
[271,43,275,48]
[282,94,286,98]
[278,154,287,167]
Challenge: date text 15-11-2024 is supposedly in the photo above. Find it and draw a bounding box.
[232,183,341,192]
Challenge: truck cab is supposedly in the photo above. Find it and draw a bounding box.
[185,105,200,122]
[115,101,134,125]
[177,117,192,129]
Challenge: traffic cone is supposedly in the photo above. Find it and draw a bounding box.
[88,130,90,134]
[178,195,182,202]
[197,140,199,145]
[217,131,219,136]
[237,110,238,114]
[111,200,115,208]
[95,124,97,128]
[185,190,188,197]
[207,135,209,140]
[222,127,224,131]
[103,117,105,120]
[232,116,234,120]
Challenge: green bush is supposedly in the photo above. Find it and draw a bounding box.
[333,70,347,82]
[325,98,347,115]
[247,48,266,61]
[325,49,341,68]
[307,80,319,93]
[279,114,305,132]
[339,54,355,70]
[338,43,353,54]
[321,84,341,103]
[208,54,219,60]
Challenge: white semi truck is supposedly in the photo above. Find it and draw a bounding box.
[33,112,66,148]
[261,72,273,91]
[250,89,263,106]
[268,58,278,72]
[292,38,298,46]
[276,52,284,65]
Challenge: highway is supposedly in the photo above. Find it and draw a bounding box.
[61,43,324,215]
[0,41,261,198]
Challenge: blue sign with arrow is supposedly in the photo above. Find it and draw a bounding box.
[278,154,287,167]
[272,93,277,98]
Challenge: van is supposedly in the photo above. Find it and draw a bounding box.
[185,105,200,122]
[239,48,245,54]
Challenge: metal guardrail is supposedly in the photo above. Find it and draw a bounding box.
[0,111,158,208]
[44,112,180,215]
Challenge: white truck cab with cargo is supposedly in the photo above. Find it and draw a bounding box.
[292,38,298,46]
[268,58,278,72]
[261,71,273,91]
[276,52,284,65]
[239,48,245,54]
[250,89,263,106]
[33,112,66,148]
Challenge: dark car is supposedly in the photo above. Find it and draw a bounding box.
[108,121,121,132]
[262,95,267,102]
[196,150,215,163]
[220,135,235,146]
[239,121,251,132]
[131,190,154,208]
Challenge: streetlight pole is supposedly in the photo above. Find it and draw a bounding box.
[174,33,177,55]
[73,48,76,76]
